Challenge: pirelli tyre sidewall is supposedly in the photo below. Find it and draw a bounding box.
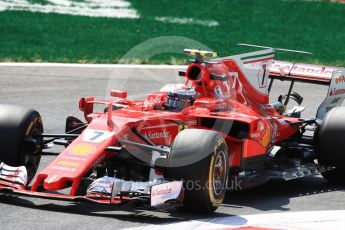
[317,107,345,183]
[166,129,229,213]
[0,104,43,182]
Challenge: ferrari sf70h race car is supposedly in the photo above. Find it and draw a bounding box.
[1,47,345,213]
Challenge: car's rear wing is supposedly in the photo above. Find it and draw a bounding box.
[269,60,340,85]
[269,60,345,120]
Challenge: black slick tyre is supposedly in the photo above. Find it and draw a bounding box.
[166,129,229,213]
[0,104,44,183]
[317,107,345,184]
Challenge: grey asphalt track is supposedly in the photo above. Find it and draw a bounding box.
[0,65,344,230]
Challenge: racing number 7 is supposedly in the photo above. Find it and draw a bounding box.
[89,131,104,141]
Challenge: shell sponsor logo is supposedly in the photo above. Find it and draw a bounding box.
[69,143,96,156]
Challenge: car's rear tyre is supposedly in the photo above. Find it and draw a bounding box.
[166,129,229,213]
[321,168,345,184]
[317,107,345,184]
[0,104,43,183]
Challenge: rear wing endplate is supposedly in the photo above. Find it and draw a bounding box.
[316,68,345,119]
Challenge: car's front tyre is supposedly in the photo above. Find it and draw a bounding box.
[166,129,229,213]
[0,104,43,183]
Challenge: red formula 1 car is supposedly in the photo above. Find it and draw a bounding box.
[1,48,345,213]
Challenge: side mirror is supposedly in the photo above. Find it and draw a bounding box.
[79,98,86,112]
[79,97,94,122]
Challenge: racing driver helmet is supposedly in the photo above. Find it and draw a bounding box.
[167,86,198,112]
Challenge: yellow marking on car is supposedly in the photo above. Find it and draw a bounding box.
[69,143,95,156]
[178,125,188,132]
[57,161,80,167]
[209,139,227,207]
[260,127,271,147]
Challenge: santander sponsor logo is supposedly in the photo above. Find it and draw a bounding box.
[291,66,333,77]
[329,88,345,96]
[144,130,170,140]
[271,61,335,78]
[151,186,172,196]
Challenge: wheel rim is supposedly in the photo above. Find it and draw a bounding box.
[212,150,227,196]
[23,120,43,182]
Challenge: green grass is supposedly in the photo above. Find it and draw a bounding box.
[1,0,345,65]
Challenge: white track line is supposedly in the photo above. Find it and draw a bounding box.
[125,210,345,230]
[0,63,187,69]
[0,0,139,18]
[155,17,219,27]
